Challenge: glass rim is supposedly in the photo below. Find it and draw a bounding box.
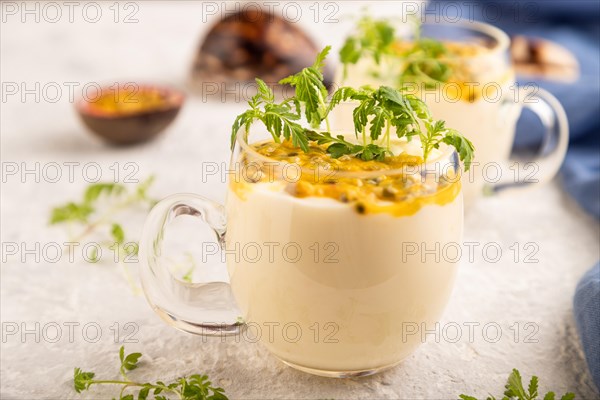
[235,130,460,179]
[417,18,511,58]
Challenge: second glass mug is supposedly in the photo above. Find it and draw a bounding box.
[139,133,463,377]
[334,19,569,202]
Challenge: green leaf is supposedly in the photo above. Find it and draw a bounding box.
[279,46,331,128]
[368,107,388,141]
[111,223,125,244]
[419,38,447,57]
[210,391,230,400]
[138,386,150,400]
[560,393,575,400]
[326,86,358,116]
[84,183,125,204]
[263,103,306,151]
[255,78,275,103]
[360,145,373,160]
[231,78,276,148]
[358,144,388,161]
[122,351,142,371]
[49,202,94,224]
[441,129,475,171]
[339,37,361,78]
[504,369,527,400]
[459,395,479,400]
[351,95,375,136]
[327,143,353,158]
[544,393,556,400]
[136,175,155,200]
[339,16,396,68]
[400,38,452,87]
[231,109,256,149]
[527,376,539,399]
[313,45,331,71]
[73,367,95,393]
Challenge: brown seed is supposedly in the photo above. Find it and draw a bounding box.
[355,203,366,214]
[382,186,399,199]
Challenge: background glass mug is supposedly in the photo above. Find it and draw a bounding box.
[334,19,569,202]
[139,133,464,377]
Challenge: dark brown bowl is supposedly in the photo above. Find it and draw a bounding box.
[76,84,185,145]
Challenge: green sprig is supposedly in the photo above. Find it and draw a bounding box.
[231,48,474,170]
[231,79,306,151]
[339,16,396,79]
[49,177,157,292]
[74,346,228,400]
[459,369,576,400]
[326,85,473,168]
[339,16,453,88]
[50,176,156,253]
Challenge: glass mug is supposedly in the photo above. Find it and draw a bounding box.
[140,133,464,377]
[334,19,569,202]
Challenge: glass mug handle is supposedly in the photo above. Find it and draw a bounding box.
[487,87,569,194]
[138,193,243,336]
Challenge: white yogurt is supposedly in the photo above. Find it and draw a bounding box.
[224,142,463,373]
